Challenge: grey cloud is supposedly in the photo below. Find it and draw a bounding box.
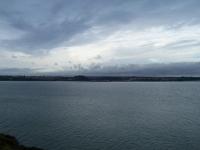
[81,62,200,76]
[93,55,102,60]
[33,62,200,76]
[11,55,18,59]
[2,62,200,76]
[1,0,200,53]
[162,40,200,50]
[0,68,34,75]
[54,62,58,66]
[7,19,89,52]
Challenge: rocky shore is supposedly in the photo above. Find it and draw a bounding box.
[0,134,43,150]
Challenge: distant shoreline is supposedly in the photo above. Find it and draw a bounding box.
[0,75,200,82]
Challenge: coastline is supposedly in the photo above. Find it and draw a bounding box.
[0,134,43,150]
[1,75,200,82]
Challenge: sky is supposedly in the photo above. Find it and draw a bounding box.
[0,0,200,76]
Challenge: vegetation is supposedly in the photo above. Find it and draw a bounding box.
[0,134,43,150]
[0,75,200,81]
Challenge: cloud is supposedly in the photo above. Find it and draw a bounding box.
[0,68,34,75]
[1,0,200,53]
[72,62,200,76]
[0,0,200,74]
[20,62,200,76]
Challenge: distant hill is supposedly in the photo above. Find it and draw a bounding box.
[0,75,200,81]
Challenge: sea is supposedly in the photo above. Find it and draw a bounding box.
[0,81,200,150]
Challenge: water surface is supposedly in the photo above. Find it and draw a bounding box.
[0,81,200,150]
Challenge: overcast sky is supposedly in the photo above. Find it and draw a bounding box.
[0,0,200,75]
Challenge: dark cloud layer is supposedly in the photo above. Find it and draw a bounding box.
[77,62,200,76]
[2,62,197,76]
[0,68,34,75]
[0,0,200,53]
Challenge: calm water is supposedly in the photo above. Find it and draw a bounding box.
[0,82,200,150]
